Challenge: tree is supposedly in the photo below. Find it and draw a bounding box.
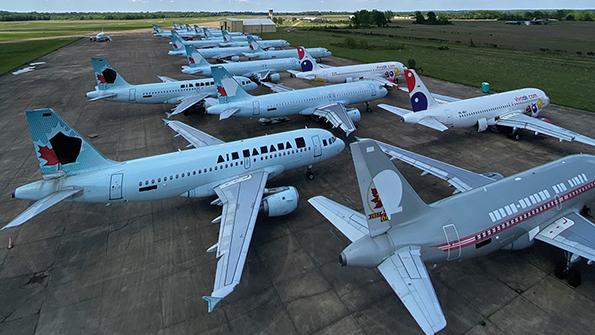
[426,11,438,24]
[414,11,425,24]
[582,12,593,21]
[372,10,387,27]
[384,10,394,23]
[566,14,575,21]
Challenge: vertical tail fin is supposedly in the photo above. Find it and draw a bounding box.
[91,57,130,90]
[350,140,429,236]
[203,27,212,38]
[212,66,252,104]
[222,30,231,42]
[185,45,209,67]
[26,108,114,176]
[404,69,437,112]
[170,30,186,50]
[297,47,320,72]
[247,35,263,51]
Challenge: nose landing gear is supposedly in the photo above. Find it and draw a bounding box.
[305,165,315,181]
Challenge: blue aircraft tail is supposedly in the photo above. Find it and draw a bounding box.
[212,66,252,104]
[247,35,263,51]
[26,108,115,176]
[185,45,210,67]
[91,57,130,90]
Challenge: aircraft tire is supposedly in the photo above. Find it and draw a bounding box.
[554,261,568,279]
[567,268,582,287]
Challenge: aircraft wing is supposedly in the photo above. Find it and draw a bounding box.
[203,170,269,312]
[495,113,595,147]
[2,189,82,229]
[308,196,368,242]
[378,247,447,335]
[168,94,210,118]
[374,139,496,192]
[164,120,225,148]
[313,103,357,136]
[260,81,295,93]
[535,212,595,262]
[369,77,398,88]
[431,93,460,103]
[157,75,178,83]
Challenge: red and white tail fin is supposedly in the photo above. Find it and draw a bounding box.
[297,47,320,72]
[404,69,437,112]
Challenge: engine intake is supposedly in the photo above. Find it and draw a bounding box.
[259,186,299,217]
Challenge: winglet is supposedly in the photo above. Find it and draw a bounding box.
[202,295,222,313]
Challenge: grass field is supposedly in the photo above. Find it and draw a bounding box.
[264,22,595,112]
[0,38,78,75]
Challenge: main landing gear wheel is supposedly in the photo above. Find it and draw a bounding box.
[555,251,582,287]
[365,101,371,112]
[306,166,315,181]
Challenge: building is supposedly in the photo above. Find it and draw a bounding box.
[220,18,276,34]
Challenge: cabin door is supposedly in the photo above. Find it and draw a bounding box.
[252,100,260,115]
[128,88,136,102]
[109,173,123,200]
[312,135,322,158]
[442,224,461,261]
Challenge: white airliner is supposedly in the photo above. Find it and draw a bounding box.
[181,45,300,82]
[244,36,332,60]
[379,69,595,146]
[206,66,388,135]
[168,32,287,57]
[289,48,405,87]
[85,57,257,117]
[3,108,345,312]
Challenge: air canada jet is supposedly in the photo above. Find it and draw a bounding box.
[168,32,288,57]
[244,36,332,60]
[89,31,111,42]
[289,48,405,87]
[379,69,595,146]
[3,108,345,311]
[309,139,595,334]
[206,66,388,135]
[181,45,300,82]
[85,57,257,117]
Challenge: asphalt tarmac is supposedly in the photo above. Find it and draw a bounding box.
[0,32,594,335]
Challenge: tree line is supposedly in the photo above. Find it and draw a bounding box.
[350,10,394,27]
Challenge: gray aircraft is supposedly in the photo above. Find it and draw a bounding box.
[309,139,595,334]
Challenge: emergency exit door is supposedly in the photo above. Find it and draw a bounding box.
[110,174,123,200]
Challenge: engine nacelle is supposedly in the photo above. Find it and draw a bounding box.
[203,97,218,109]
[345,77,354,83]
[259,187,299,217]
[268,72,281,83]
[230,56,240,62]
[477,118,488,132]
[346,108,361,124]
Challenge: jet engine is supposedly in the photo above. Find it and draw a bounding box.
[502,232,535,250]
[339,234,393,267]
[268,73,281,83]
[346,108,361,123]
[230,56,240,62]
[477,118,488,132]
[345,77,354,83]
[259,186,299,217]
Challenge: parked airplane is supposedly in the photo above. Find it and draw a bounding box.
[168,32,288,57]
[181,45,300,82]
[379,70,595,146]
[289,48,405,87]
[309,139,595,334]
[244,36,332,60]
[89,31,111,42]
[3,108,345,312]
[85,57,257,117]
[152,24,204,39]
[207,66,387,135]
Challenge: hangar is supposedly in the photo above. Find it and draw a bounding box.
[220,18,276,34]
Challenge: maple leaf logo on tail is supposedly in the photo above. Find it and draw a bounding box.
[217,86,227,97]
[38,146,59,166]
[188,56,195,64]
[96,73,107,83]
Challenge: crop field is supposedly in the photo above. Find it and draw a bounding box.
[264,21,595,112]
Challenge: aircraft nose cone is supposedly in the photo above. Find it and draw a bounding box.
[336,138,346,153]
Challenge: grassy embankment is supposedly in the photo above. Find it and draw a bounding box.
[264,21,595,112]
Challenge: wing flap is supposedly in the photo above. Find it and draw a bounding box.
[496,113,595,147]
[165,120,224,148]
[378,247,447,335]
[374,139,495,192]
[313,103,357,136]
[308,196,368,242]
[2,189,82,229]
[535,213,595,262]
[205,171,269,311]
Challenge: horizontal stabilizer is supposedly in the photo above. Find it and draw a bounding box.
[308,196,368,242]
[88,93,117,102]
[431,93,460,103]
[261,82,295,93]
[219,107,240,120]
[2,189,82,230]
[378,104,412,118]
[157,75,178,83]
[418,117,448,132]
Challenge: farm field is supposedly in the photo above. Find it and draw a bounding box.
[0,38,77,75]
[264,21,595,112]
